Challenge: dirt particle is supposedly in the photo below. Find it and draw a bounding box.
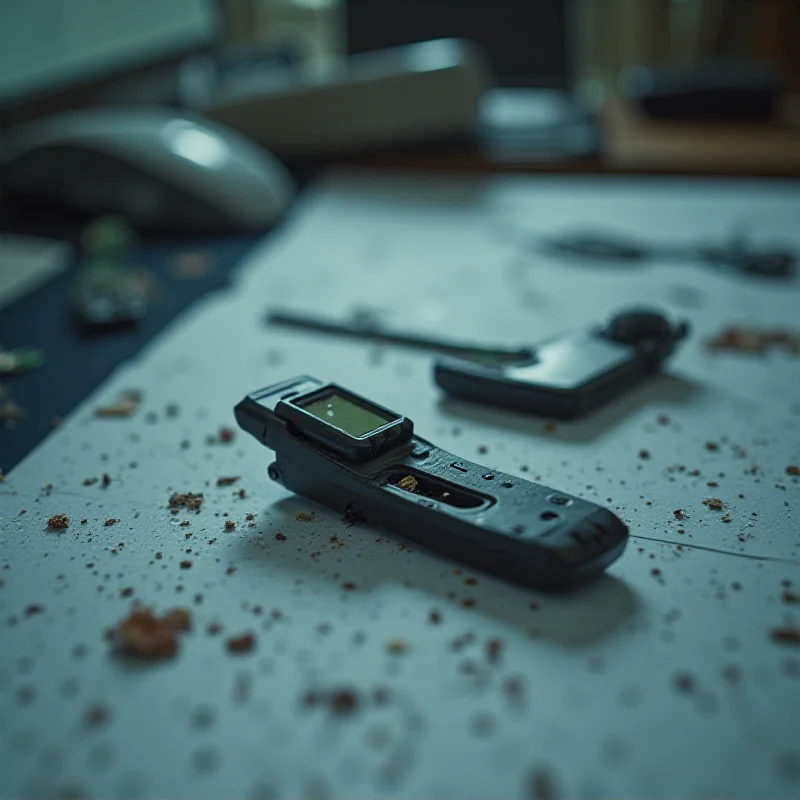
[101,473,111,488]
[705,441,719,452]
[83,477,98,486]
[771,626,800,646]
[703,497,724,511]
[219,427,235,443]
[25,603,44,616]
[428,609,442,624]
[207,622,222,636]
[48,514,69,530]
[464,577,478,586]
[180,560,192,570]
[782,589,800,604]
[528,768,557,800]
[543,421,557,433]
[224,520,235,532]
[787,465,800,476]
[295,511,316,522]
[341,582,356,591]
[108,607,191,660]
[486,638,503,663]
[226,632,255,654]
[330,689,358,715]
[673,509,687,520]
[673,671,696,693]
[638,449,650,460]
[169,492,204,511]
[274,532,286,541]
[651,568,662,577]
[216,476,239,487]
[120,587,134,598]
[104,519,118,527]
[461,598,476,608]
[386,639,408,655]
[84,703,110,728]
[93,390,142,418]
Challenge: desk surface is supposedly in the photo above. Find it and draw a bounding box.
[1,170,799,799]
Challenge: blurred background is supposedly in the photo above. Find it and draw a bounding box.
[1,0,799,465]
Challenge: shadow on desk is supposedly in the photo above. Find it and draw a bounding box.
[238,498,640,651]
[439,372,703,444]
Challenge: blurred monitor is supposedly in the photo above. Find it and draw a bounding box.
[0,0,220,125]
[346,0,572,88]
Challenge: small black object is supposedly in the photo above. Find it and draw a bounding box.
[434,307,689,418]
[235,376,628,590]
[618,59,781,123]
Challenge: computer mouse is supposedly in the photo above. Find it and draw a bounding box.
[0,108,296,234]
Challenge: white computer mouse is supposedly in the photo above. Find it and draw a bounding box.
[0,108,296,234]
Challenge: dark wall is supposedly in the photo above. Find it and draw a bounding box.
[346,0,569,88]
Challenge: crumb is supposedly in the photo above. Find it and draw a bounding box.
[657,414,670,425]
[782,589,800,605]
[543,422,557,433]
[787,465,800,476]
[162,608,191,631]
[207,622,222,635]
[168,491,204,511]
[461,598,476,608]
[638,449,650,460]
[651,568,662,577]
[80,519,87,525]
[108,607,190,660]
[342,504,363,527]
[154,552,162,560]
[705,325,800,356]
[216,476,239,487]
[245,513,255,521]
[226,632,255,654]
[707,481,719,487]
[180,560,192,569]
[705,442,719,452]
[179,521,190,527]
[770,626,800,646]
[25,604,44,616]
[721,515,732,523]
[486,638,502,662]
[386,639,408,655]
[101,473,111,488]
[673,509,686,520]
[83,477,98,486]
[477,445,488,455]
[224,520,235,532]
[341,582,356,590]
[120,587,133,598]
[330,689,358,715]
[104,519,118,527]
[274,532,286,541]
[94,390,142,418]
[48,514,69,530]
[428,609,442,624]
[237,489,246,499]
[225,566,236,575]
[219,427,234,443]
[703,498,724,511]
[464,577,478,586]
[295,511,316,522]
